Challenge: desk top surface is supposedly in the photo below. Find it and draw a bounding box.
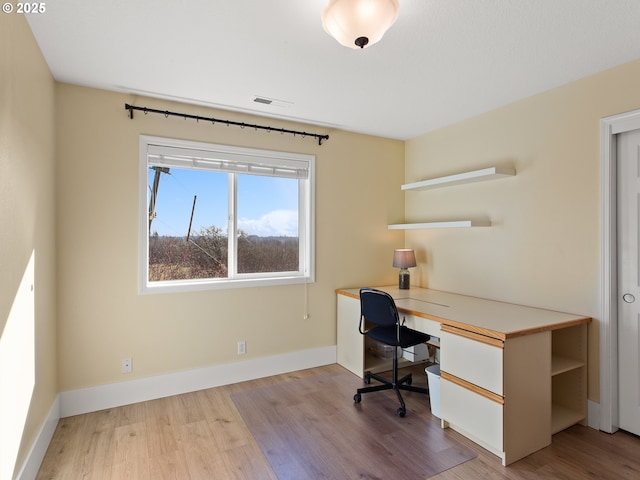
[336,286,591,339]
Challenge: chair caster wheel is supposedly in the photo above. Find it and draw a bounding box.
[406,375,413,385]
[364,373,371,385]
[354,393,362,403]
[396,407,406,417]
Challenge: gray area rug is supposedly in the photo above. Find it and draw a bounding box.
[231,370,476,479]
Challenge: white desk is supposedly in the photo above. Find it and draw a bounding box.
[336,286,591,466]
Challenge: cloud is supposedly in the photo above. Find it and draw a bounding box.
[238,209,298,237]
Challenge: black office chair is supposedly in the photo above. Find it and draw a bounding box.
[353,288,430,417]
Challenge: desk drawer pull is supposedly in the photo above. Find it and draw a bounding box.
[441,324,504,348]
[441,371,505,405]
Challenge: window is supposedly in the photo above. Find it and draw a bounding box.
[139,136,315,293]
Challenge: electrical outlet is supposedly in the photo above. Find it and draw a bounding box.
[237,340,246,355]
[121,357,132,374]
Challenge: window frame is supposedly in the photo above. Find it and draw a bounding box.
[138,135,315,294]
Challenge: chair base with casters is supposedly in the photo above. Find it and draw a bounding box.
[353,348,430,417]
[353,288,430,417]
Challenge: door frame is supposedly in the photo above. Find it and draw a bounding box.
[599,108,640,433]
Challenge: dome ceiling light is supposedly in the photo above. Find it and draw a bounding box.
[321,0,400,49]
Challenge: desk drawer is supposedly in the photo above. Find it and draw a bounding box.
[403,314,441,338]
[441,376,503,455]
[440,326,504,395]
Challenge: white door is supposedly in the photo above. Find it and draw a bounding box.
[617,129,640,436]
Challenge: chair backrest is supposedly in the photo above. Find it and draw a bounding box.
[359,288,399,328]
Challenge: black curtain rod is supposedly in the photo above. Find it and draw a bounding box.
[124,104,330,145]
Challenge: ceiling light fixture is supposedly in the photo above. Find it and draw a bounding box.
[321,0,399,49]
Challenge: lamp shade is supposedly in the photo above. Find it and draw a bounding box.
[321,0,399,49]
[392,249,416,269]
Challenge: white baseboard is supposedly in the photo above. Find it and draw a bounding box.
[17,396,60,480]
[60,345,337,417]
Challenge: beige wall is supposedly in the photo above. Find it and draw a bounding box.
[405,59,640,402]
[0,14,57,477]
[55,85,405,391]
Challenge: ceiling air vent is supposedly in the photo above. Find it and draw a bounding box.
[252,95,293,108]
[253,97,272,105]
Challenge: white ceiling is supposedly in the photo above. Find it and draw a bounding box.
[25,0,640,140]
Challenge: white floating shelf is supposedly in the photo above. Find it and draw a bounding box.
[388,220,491,229]
[402,167,515,191]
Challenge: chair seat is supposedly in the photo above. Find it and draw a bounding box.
[367,325,430,349]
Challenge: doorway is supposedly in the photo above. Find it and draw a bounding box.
[600,109,640,434]
[615,129,640,436]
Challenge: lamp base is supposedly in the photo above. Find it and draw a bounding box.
[399,269,410,289]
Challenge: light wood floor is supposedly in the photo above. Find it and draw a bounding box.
[37,364,640,479]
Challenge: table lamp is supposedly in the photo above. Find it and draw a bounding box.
[393,249,416,289]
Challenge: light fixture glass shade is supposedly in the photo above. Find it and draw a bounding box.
[321,0,399,49]
[392,249,417,268]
